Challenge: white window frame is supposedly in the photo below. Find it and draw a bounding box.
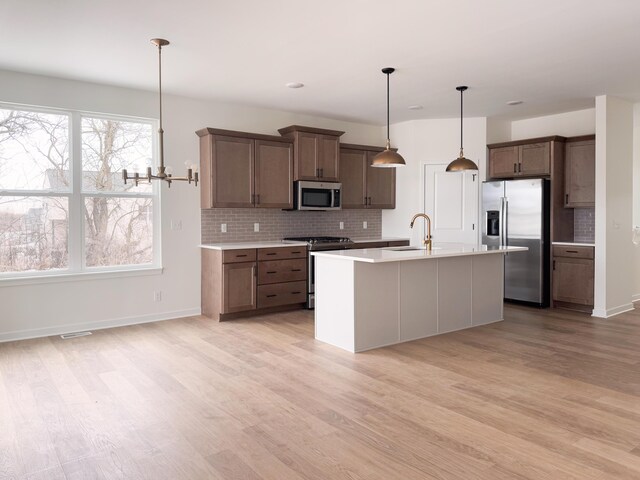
[0,102,162,285]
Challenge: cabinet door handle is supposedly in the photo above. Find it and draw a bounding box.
[553,260,556,270]
[251,193,255,204]
[256,194,260,204]
[518,163,521,173]
[566,193,569,204]
[316,168,319,177]
[321,168,324,177]
[513,163,517,173]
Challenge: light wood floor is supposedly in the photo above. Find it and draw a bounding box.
[2,305,640,479]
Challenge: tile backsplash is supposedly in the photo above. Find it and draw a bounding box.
[201,208,382,243]
[574,207,595,243]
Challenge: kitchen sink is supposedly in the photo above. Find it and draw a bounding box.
[385,246,442,251]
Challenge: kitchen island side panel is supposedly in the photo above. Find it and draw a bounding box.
[354,262,401,352]
[437,257,473,334]
[314,257,356,352]
[399,260,439,342]
[472,254,505,326]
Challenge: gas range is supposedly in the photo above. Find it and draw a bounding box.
[283,236,353,251]
[283,236,354,309]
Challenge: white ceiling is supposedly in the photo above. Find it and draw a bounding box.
[1,0,639,125]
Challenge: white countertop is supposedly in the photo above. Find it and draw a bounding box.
[311,244,527,263]
[552,242,595,247]
[199,237,409,250]
[200,241,308,250]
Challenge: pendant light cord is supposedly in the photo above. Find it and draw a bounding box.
[157,43,165,170]
[386,72,390,143]
[460,88,463,152]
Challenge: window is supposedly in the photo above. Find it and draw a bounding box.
[0,104,159,278]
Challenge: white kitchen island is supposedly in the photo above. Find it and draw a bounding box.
[312,244,527,352]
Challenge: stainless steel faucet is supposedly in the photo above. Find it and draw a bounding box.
[410,213,432,251]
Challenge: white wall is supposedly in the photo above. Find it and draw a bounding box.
[382,117,487,245]
[510,108,596,140]
[593,95,634,317]
[0,69,383,341]
[633,103,640,301]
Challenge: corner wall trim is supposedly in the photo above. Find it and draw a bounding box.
[591,303,634,319]
[0,308,202,344]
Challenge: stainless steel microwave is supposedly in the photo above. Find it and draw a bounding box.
[294,181,342,210]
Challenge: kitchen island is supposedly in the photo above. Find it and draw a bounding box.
[312,244,527,352]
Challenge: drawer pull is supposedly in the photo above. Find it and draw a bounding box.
[236,254,247,257]
[267,271,277,274]
[566,250,579,253]
[291,291,301,295]
[266,253,277,256]
[291,269,302,272]
[292,251,302,254]
[266,294,277,298]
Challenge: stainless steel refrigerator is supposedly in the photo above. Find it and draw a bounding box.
[482,178,550,307]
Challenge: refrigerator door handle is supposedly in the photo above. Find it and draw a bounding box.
[504,198,508,246]
[500,197,508,247]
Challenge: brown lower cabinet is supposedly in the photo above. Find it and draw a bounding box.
[552,245,594,311]
[202,246,307,320]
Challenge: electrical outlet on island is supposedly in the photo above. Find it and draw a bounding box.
[363,221,368,229]
[254,223,260,232]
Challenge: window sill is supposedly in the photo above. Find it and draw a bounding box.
[0,266,164,287]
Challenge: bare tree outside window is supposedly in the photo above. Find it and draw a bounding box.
[0,106,157,275]
[0,109,70,272]
[81,117,154,267]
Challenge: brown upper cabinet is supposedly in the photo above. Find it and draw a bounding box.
[339,144,396,209]
[487,137,562,179]
[197,128,294,209]
[564,135,595,208]
[278,125,344,182]
[488,136,573,243]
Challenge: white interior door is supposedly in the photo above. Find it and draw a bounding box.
[423,164,479,245]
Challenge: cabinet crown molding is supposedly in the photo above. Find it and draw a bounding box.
[278,125,345,137]
[196,128,293,143]
[488,135,567,149]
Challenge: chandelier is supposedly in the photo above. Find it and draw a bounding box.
[123,38,198,187]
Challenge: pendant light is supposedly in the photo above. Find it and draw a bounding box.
[122,39,198,187]
[372,67,406,167]
[446,86,478,172]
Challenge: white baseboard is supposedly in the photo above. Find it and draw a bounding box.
[0,307,202,344]
[632,293,640,303]
[591,303,634,319]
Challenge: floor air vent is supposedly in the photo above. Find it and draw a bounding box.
[60,331,92,339]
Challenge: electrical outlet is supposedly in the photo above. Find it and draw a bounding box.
[363,221,368,229]
[221,223,227,233]
[153,291,162,302]
[170,220,182,231]
[339,222,344,230]
[254,223,260,232]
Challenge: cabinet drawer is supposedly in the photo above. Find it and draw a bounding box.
[257,281,307,308]
[222,249,257,263]
[257,246,307,261]
[258,258,307,285]
[552,245,594,259]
